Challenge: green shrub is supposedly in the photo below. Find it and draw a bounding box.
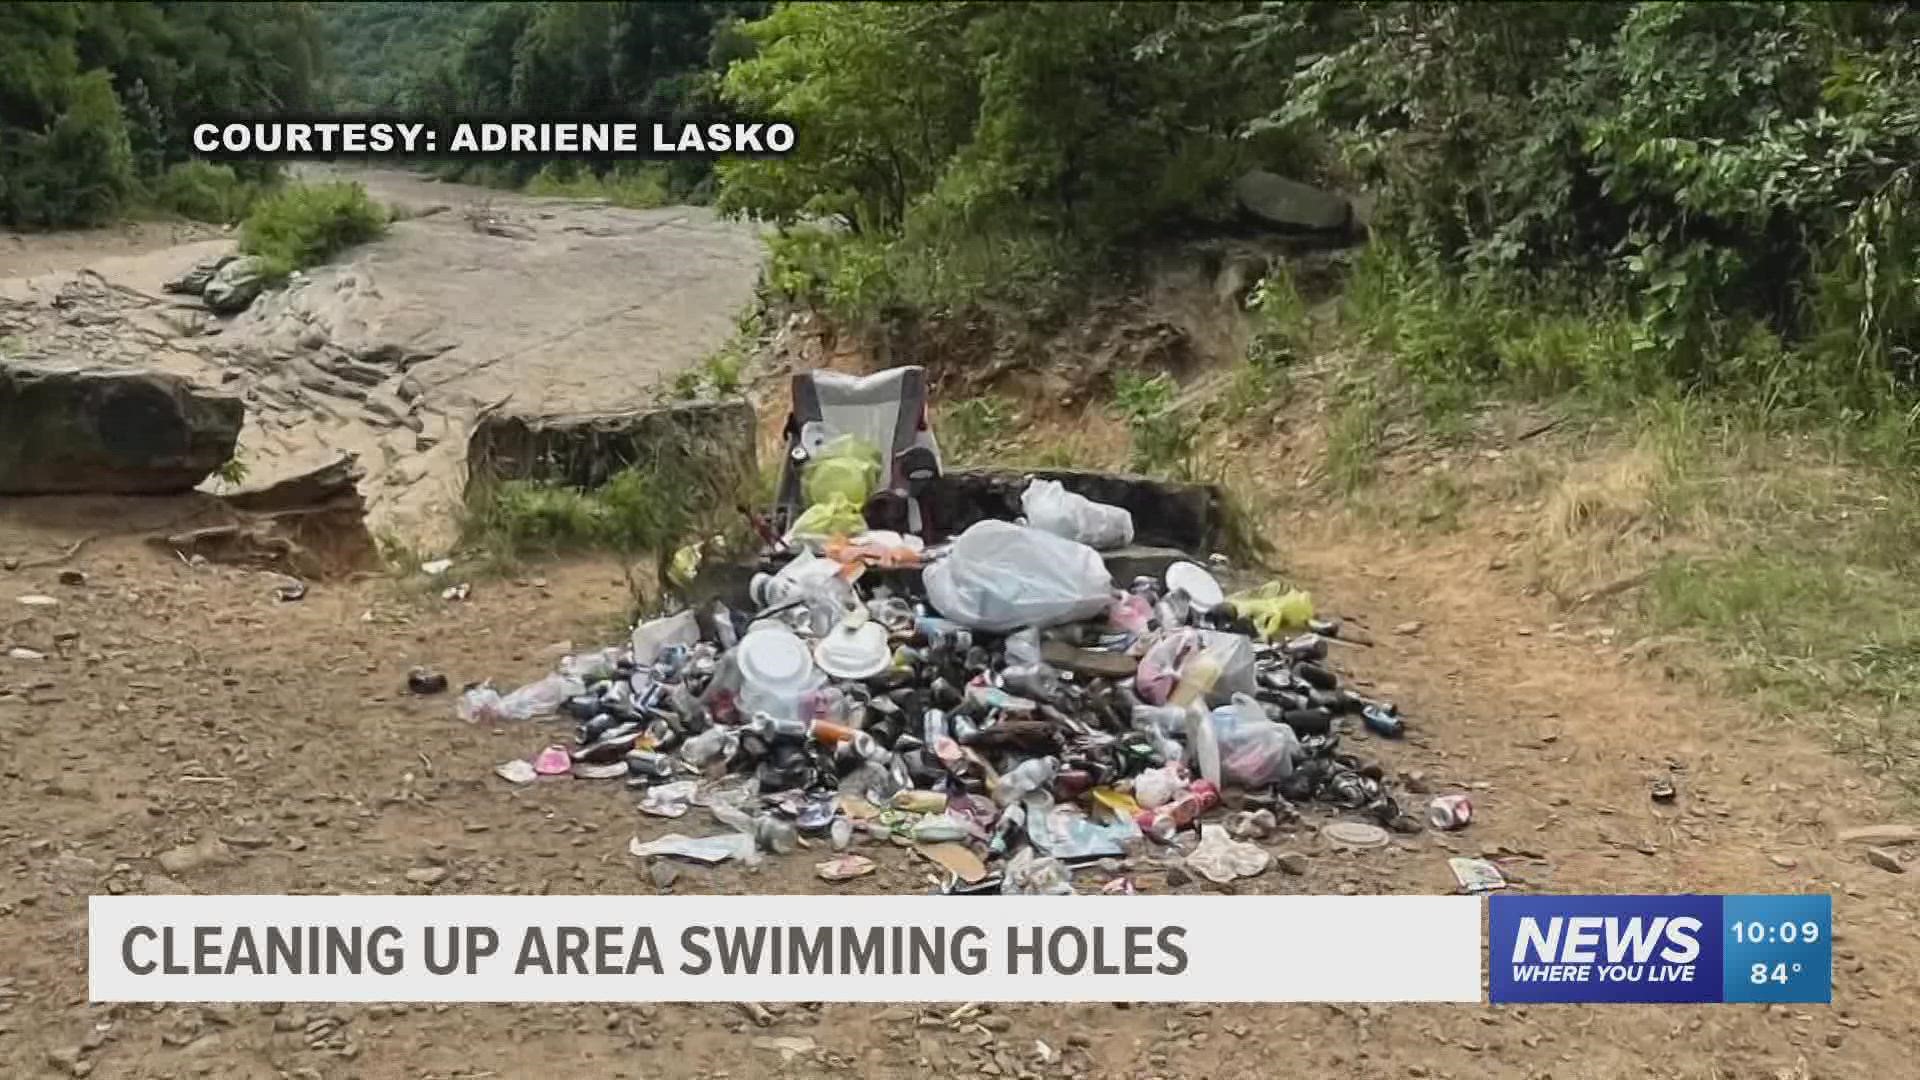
[0,70,134,228]
[239,182,387,279]
[145,161,265,224]
[525,162,670,209]
[1110,371,1198,479]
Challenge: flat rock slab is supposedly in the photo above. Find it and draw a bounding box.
[0,358,241,494]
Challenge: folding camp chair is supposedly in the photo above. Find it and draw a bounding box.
[772,367,943,538]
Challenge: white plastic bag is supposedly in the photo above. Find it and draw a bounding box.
[1020,479,1135,550]
[1206,693,1301,789]
[924,520,1113,632]
[630,610,698,665]
[456,672,584,723]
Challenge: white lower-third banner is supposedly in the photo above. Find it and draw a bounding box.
[90,894,1482,1003]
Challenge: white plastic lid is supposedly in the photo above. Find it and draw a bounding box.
[735,626,816,690]
[814,621,891,679]
[1166,561,1226,611]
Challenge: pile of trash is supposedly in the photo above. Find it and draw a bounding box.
[458,480,1444,894]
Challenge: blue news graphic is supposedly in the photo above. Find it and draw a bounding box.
[1720,894,1832,1004]
[1489,895,1832,1004]
[1491,895,1721,1003]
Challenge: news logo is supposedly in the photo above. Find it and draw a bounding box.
[1490,894,1831,1004]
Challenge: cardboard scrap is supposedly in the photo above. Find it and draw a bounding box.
[916,841,987,883]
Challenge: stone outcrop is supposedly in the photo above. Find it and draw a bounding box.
[1233,170,1352,232]
[0,358,242,494]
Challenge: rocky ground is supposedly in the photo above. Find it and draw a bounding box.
[0,166,765,547]
[2,173,1916,1080]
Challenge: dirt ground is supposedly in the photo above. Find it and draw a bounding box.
[1,486,1915,1080]
[3,177,1917,1080]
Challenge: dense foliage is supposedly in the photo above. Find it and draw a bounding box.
[314,2,488,112]
[1,2,321,227]
[393,1,766,197]
[715,1,1920,407]
[716,1,1294,316]
[1265,1,1920,403]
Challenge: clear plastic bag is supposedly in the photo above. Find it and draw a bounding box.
[1168,630,1258,708]
[630,610,699,665]
[753,550,858,637]
[1020,479,1134,550]
[1132,762,1189,809]
[924,521,1113,632]
[1001,847,1075,896]
[1134,629,1200,705]
[456,672,585,723]
[1206,693,1301,789]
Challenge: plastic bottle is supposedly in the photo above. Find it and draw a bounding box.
[679,726,736,768]
[808,719,857,746]
[1001,663,1063,703]
[916,616,972,653]
[994,755,1060,807]
[1168,653,1222,709]
[988,799,1028,857]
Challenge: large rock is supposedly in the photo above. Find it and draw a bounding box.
[163,253,237,296]
[925,468,1228,554]
[1233,170,1351,232]
[465,399,758,494]
[203,255,269,314]
[0,359,243,494]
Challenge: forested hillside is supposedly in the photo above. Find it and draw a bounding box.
[0,1,320,227]
[713,2,1920,413]
[314,1,487,112]
[393,1,766,199]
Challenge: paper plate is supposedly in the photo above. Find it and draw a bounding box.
[735,626,816,691]
[1165,561,1225,610]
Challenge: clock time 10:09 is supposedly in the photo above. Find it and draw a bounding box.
[1730,920,1822,945]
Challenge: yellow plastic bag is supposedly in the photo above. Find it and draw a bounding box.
[1227,582,1314,640]
[803,435,883,507]
[668,542,704,590]
[787,493,867,542]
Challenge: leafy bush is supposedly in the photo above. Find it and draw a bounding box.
[461,450,745,608]
[525,162,671,209]
[1110,371,1198,479]
[719,3,1281,317]
[0,70,134,228]
[144,161,265,224]
[239,182,388,279]
[1270,2,1920,402]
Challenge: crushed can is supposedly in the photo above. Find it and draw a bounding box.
[1427,793,1473,830]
